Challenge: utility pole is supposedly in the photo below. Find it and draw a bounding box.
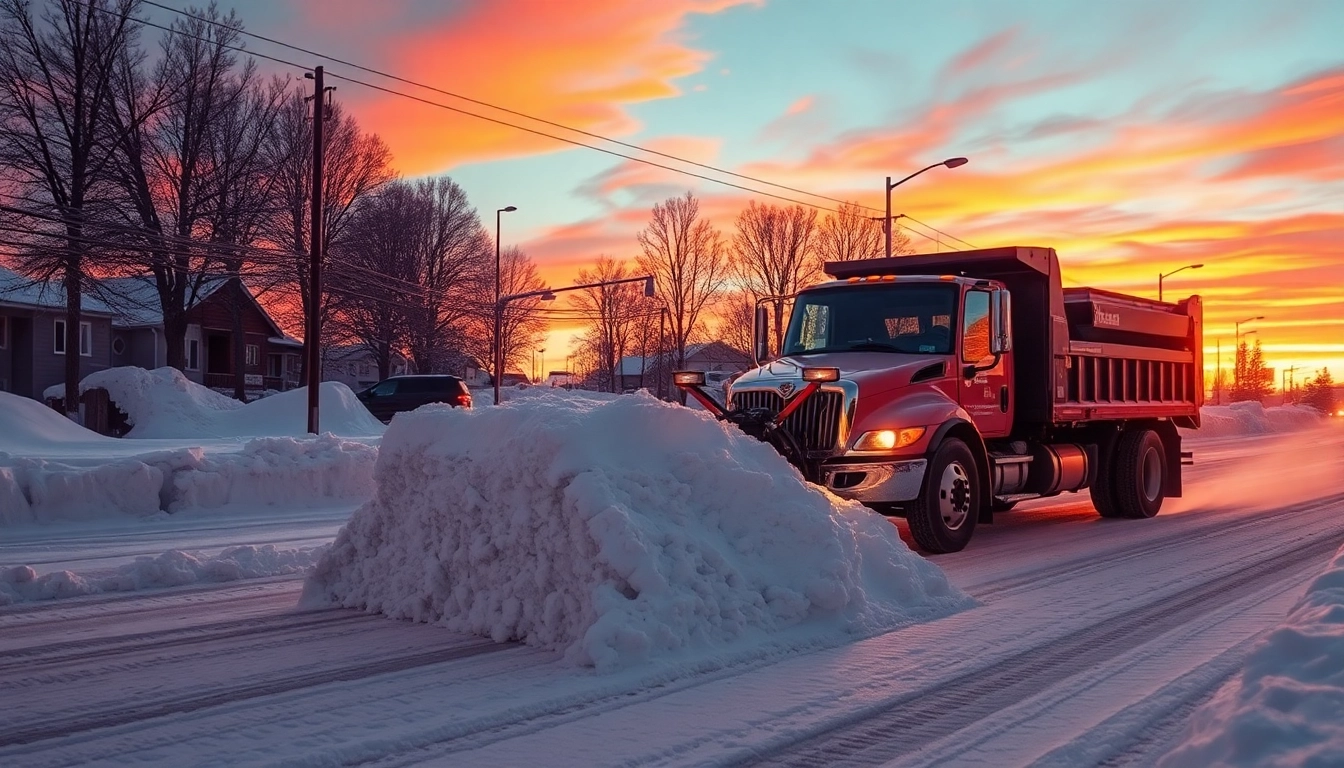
[305,66,332,434]
[1284,365,1298,404]
[1214,338,1222,405]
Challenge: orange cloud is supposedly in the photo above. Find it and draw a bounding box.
[337,0,757,174]
[526,60,1344,373]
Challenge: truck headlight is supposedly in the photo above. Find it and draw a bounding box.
[854,428,925,451]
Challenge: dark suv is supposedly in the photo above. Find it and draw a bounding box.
[356,375,472,422]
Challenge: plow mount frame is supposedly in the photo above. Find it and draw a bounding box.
[673,368,839,483]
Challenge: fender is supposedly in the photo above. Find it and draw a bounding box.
[927,417,994,523]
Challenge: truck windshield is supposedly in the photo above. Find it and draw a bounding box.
[781,283,959,356]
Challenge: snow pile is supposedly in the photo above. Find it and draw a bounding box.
[43,366,384,438]
[1193,402,1324,438]
[47,366,243,436]
[0,390,116,453]
[0,544,328,606]
[2,435,376,525]
[304,394,972,672]
[470,384,621,407]
[1160,544,1344,767]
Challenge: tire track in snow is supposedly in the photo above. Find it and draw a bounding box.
[967,495,1343,600]
[0,608,372,673]
[0,636,517,747]
[0,573,303,619]
[744,530,1344,767]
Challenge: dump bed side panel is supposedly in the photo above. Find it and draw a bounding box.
[1055,290,1203,427]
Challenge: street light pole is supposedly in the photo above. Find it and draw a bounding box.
[1233,315,1264,393]
[884,157,967,258]
[494,205,516,391]
[1158,263,1204,302]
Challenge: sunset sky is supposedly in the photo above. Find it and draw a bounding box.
[180,0,1344,383]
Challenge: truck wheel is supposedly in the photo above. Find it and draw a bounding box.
[1111,429,1166,519]
[1091,456,1123,518]
[907,438,979,554]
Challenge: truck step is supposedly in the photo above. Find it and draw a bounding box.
[1180,450,1194,466]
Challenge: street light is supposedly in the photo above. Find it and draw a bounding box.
[1158,263,1203,302]
[494,276,651,405]
[884,157,967,258]
[1233,316,1264,392]
[537,348,546,383]
[494,205,517,388]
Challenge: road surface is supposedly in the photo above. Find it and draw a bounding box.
[1,428,1341,767]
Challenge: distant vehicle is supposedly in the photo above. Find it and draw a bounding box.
[676,246,1203,554]
[356,375,471,422]
[544,371,575,388]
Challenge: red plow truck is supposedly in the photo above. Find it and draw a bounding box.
[675,246,1203,553]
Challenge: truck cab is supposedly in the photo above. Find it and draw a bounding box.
[686,246,1203,554]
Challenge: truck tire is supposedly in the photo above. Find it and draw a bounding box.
[907,438,979,554]
[1110,428,1166,519]
[1090,456,1123,518]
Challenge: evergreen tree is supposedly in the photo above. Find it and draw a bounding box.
[1301,368,1336,415]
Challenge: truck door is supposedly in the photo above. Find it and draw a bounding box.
[959,289,1013,438]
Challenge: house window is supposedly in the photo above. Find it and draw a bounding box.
[186,339,200,370]
[112,335,126,356]
[54,319,92,356]
[245,344,259,367]
[0,315,6,348]
[267,353,282,378]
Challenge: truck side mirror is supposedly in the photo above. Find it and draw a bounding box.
[753,305,770,365]
[991,288,1013,354]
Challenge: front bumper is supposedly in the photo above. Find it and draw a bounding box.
[821,459,928,503]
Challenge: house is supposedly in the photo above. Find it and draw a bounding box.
[616,341,751,394]
[322,344,412,392]
[0,266,117,399]
[99,275,303,394]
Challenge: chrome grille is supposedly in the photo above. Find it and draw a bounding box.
[731,388,844,452]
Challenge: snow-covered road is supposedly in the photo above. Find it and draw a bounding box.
[1,428,1341,767]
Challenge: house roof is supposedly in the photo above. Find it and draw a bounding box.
[0,266,118,315]
[323,343,408,361]
[97,275,230,328]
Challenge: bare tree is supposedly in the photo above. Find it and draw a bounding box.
[636,192,727,381]
[814,201,909,268]
[326,183,419,382]
[204,76,283,398]
[714,289,755,360]
[466,244,546,384]
[396,176,491,375]
[569,256,643,392]
[263,91,393,375]
[731,201,818,354]
[0,0,142,414]
[105,3,284,401]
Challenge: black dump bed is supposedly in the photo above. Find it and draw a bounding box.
[824,246,1202,430]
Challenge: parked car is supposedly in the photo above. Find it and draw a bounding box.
[356,375,472,422]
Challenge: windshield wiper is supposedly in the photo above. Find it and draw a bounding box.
[844,341,909,353]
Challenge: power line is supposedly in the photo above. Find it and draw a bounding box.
[139,0,975,249]
[71,0,313,74]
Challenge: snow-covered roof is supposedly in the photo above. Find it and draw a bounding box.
[0,266,118,315]
[270,336,303,348]
[97,275,230,328]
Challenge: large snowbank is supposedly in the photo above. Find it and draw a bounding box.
[1,435,376,526]
[1160,544,1344,767]
[1192,402,1324,438]
[0,544,327,606]
[44,366,384,438]
[304,394,972,672]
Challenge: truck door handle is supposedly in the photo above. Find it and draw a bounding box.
[1000,386,1009,413]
